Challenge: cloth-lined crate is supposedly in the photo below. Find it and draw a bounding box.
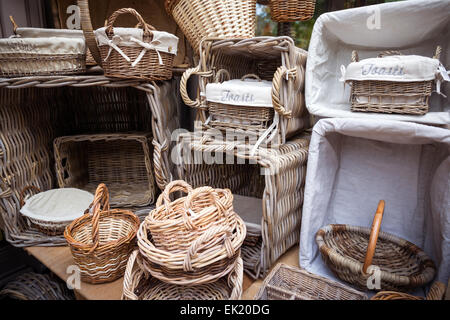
[299,118,450,292]
[122,250,243,300]
[255,263,368,300]
[181,37,309,152]
[54,133,155,208]
[0,17,86,77]
[305,0,449,125]
[165,0,256,53]
[269,0,316,22]
[176,131,309,278]
[64,183,140,284]
[0,76,180,247]
[95,8,178,81]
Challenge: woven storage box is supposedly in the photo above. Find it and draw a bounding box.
[64,183,140,284]
[95,8,178,81]
[299,118,450,292]
[256,263,368,300]
[371,282,447,300]
[122,250,243,300]
[269,0,316,22]
[0,78,180,247]
[181,37,309,150]
[0,17,86,77]
[165,0,256,53]
[176,131,310,278]
[54,133,155,208]
[305,0,449,125]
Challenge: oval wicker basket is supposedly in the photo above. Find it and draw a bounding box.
[122,250,243,300]
[165,0,256,53]
[64,183,140,284]
[315,200,436,292]
[371,282,446,300]
[269,0,316,22]
[144,180,236,251]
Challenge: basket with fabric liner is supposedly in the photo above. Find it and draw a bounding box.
[54,133,155,208]
[0,16,86,77]
[269,0,316,22]
[64,183,140,284]
[165,0,256,53]
[316,200,436,292]
[371,281,447,300]
[122,250,243,300]
[19,186,93,236]
[255,263,368,300]
[96,8,178,81]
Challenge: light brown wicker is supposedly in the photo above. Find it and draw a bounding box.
[64,183,140,284]
[97,8,175,81]
[180,37,309,148]
[256,263,368,300]
[349,47,441,115]
[176,131,310,278]
[316,200,436,292]
[145,180,236,251]
[122,250,243,300]
[165,0,256,53]
[371,282,447,300]
[269,0,316,22]
[0,76,180,247]
[54,133,155,208]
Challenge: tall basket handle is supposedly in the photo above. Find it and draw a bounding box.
[362,200,385,274]
[9,16,18,34]
[156,180,193,208]
[105,8,155,37]
[241,74,262,82]
[122,250,142,300]
[272,66,295,118]
[77,0,102,66]
[20,185,41,207]
[89,183,111,252]
[183,224,235,272]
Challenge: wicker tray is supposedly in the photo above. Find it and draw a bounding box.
[54,133,155,208]
[256,264,368,300]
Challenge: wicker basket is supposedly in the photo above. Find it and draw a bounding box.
[96,8,177,81]
[348,47,441,115]
[256,264,368,300]
[0,16,86,77]
[371,282,447,300]
[316,200,436,292]
[269,0,316,22]
[165,0,256,53]
[54,133,155,208]
[122,250,243,300]
[144,180,237,251]
[64,183,140,284]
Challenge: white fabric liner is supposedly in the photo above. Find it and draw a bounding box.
[205,79,273,108]
[20,188,94,222]
[306,0,450,125]
[343,55,440,82]
[299,118,450,297]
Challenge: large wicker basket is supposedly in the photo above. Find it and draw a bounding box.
[165,0,256,53]
[256,263,368,300]
[316,200,436,292]
[64,183,140,284]
[54,133,155,208]
[96,8,177,81]
[269,0,316,22]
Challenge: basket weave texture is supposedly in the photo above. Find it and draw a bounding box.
[371,282,447,300]
[269,0,316,22]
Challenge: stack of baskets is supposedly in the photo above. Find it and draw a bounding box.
[122,180,246,300]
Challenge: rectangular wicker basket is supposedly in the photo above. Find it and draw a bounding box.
[255,264,368,300]
[54,133,155,208]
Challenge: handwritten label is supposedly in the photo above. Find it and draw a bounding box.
[361,64,405,76]
[221,90,255,103]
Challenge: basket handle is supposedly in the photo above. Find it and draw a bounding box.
[241,74,262,82]
[89,183,111,252]
[362,200,385,274]
[77,0,102,66]
[183,224,235,272]
[180,67,204,108]
[426,281,446,300]
[377,50,402,58]
[214,69,231,83]
[105,8,155,37]
[433,46,441,60]
[122,250,141,300]
[351,50,359,63]
[9,16,18,34]
[272,66,294,118]
[156,180,193,208]
[19,185,41,207]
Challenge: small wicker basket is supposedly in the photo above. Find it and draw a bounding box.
[255,263,368,300]
[64,183,140,284]
[316,200,436,292]
[122,250,243,300]
[269,0,316,22]
[371,282,447,300]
